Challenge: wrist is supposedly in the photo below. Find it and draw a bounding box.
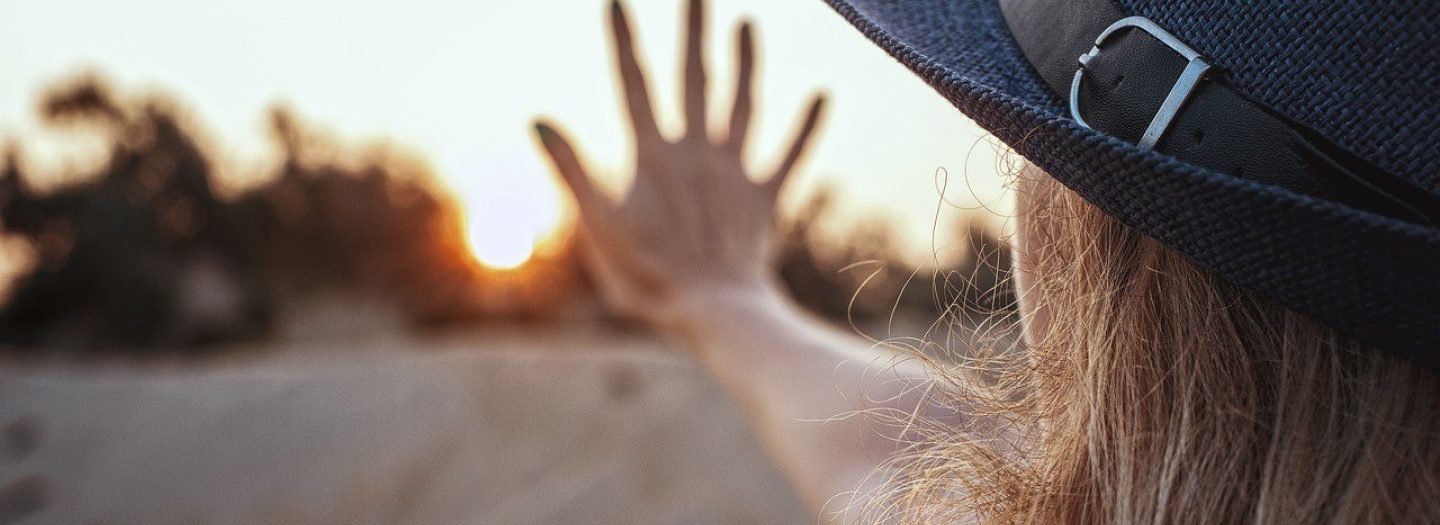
[663,277,791,342]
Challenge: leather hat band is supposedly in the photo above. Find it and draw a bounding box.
[998,0,1440,227]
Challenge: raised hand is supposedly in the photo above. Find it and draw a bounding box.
[534,0,826,330]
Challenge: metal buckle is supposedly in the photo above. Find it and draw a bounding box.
[1070,16,1212,150]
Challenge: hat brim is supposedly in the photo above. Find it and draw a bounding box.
[824,0,1440,368]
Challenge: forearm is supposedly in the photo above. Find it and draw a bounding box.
[671,283,956,522]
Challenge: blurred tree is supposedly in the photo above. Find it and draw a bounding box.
[0,75,1014,356]
[1,79,270,352]
[777,188,1015,333]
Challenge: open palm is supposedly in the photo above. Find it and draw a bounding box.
[534,0,825,329]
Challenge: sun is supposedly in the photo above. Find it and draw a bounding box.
[461,173,564,270]
[466,218,534,270]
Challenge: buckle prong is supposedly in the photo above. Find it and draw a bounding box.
[1069,16,1212,150]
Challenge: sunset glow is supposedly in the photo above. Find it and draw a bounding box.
[461,172,566,270]
[1,0,1013,263]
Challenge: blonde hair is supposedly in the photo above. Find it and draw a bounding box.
[878,170,1440,523]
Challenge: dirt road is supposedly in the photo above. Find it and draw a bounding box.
[0,328,812,524]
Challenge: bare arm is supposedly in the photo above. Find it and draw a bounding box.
[533,1,962,520]
[673,283,954,521]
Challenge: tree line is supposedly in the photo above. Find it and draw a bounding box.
[0,76,1013,356]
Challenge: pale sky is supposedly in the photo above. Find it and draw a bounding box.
[0,0,1013,264]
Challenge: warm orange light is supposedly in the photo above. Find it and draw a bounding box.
[461,173,565,270]
[467,222,533,270]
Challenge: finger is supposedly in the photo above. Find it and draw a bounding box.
[609,0,662,144]
[765,94,828,196]
[682,0,708,140]
[534,120,608,218]
[726,21,755,150]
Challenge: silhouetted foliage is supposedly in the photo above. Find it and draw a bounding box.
[1,80,270,352]
[0,78,490,353]
[777,189,1015,332]
[0,76,1013,355]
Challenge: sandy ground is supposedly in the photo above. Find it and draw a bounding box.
[0,327,813,524]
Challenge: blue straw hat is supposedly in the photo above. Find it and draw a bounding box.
[823,0,1440,370]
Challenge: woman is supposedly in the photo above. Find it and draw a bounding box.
[534,0,1440,522]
